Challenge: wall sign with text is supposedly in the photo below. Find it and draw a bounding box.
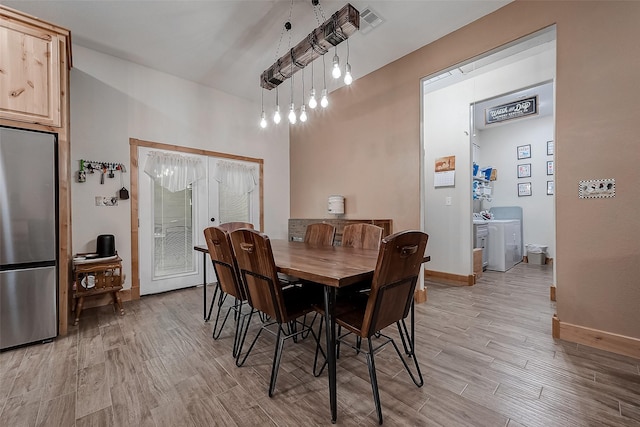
[485,96,538,124]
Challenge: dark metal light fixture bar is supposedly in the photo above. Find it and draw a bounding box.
[260,3,359,90]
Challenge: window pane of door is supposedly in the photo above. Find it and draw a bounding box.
[218,184,250,224]
[153,182,194,278]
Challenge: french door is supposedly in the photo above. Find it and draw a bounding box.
[138,147,259,295]
[138,147,209,295]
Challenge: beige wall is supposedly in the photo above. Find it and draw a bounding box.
[290,1,640,340]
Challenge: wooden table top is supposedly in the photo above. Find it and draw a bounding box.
[270,240,379,288]
[195,239,429,289]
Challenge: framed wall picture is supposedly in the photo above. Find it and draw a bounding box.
[547,160,554,175]
[547,180,554,195]
[517,144,531,160]
[518,182,532,197]
[547,140,554,156]
[517,163,531,178]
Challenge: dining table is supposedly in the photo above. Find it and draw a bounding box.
[194,239,429,423]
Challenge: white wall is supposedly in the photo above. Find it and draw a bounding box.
[477,115,555,258]
[423,44,555,276]
[70,46,290,289]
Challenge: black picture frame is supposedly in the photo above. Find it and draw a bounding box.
[547,160,554,175]
[517,144,531,160]
[547,140,554,156]
[547,181,554,195]
[517,163,531,178]
[518,182,532,197]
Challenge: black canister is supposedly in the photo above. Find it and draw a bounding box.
[96,234,116,257]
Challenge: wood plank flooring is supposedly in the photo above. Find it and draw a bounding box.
[1,262,639,426]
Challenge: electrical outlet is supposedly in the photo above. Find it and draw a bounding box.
[445,196,452,206]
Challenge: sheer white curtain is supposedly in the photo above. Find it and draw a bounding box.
[214,160,257,195]
[143,151,205,192]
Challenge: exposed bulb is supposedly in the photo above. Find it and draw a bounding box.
[308,88,317,109]
[320,88,328,108]
[343,63,353,85]
[260,111,267,128]
[273,105,281,124]
[288,103,297,124]
[299,105,308,122]
[332,53,341,79]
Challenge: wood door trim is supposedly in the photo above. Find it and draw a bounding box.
[129,138,265,300]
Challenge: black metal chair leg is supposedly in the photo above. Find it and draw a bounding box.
[235,311,259,367]
[389,333,424,387]
[366,338,383,425]
[313,320,327,377]
[212,293,232,340]
[205,283,221,322]
[268,326,285,397]
[397,319,411,356]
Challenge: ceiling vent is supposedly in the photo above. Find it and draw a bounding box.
[359,7,383,34]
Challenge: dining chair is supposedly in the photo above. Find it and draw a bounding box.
[317,230,428,424]
[218,222,254,232]
[203,226,252,357]
[304,222,336,246]
[230,228,325,397]
[341,223,383,250]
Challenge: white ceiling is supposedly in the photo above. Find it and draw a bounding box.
[5,0,512,104]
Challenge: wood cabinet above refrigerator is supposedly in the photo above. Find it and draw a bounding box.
[0,6,71,127]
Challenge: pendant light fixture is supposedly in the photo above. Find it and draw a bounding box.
[300,67,308,122]
[288,70,297,124]
[258,2,361,127]
[321,53,329,108]
[273,87,281,124]
[308,59,317,109]
[331,46,341,79]
[343,38,353,85]
[260,88,267,128]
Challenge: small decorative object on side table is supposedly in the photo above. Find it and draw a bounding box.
[72,253,124,325]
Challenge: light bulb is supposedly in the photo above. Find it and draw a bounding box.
[288,103,297,124]
[332,53,341,79]
[273,105,281,124]
[308,88,317,109]
[320,88,328,108]
[260,111,267,128]
[344,63,353,85]
[300,105,307,122]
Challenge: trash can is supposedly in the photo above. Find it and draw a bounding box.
[526,244,548,265]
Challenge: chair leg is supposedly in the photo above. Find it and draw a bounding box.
[268,326,285,397]
[212,293,233,340]
[235,310,259,367]
[366,338,383,425]
[205,283,221,322]
[397,319,411,356]
[391,322,424,387]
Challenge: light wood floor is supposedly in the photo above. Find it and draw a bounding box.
[2,262,639,426]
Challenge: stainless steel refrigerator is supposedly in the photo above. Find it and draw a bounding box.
[1,126,58,350]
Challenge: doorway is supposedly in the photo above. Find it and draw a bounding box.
[130,138,264,298]
[421,26,556,283]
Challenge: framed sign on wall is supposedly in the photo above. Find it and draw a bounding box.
[518,182,532,197]
[517,163,531,178]
[517,144,531,160]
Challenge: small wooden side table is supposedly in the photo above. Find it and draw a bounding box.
[72,255,124,325]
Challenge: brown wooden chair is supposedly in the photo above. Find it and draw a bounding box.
[318,230,428,424]
[203,226,252,357]
[304,222,336,246]
[341,223,383,250]
[230,228,324,397]
[218,222,254,232]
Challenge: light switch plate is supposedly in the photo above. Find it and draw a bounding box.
[579,179,615,199]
